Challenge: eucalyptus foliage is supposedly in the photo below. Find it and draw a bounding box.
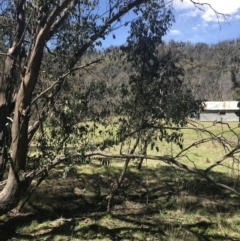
[118,3,200,151]
[0,0,215,215]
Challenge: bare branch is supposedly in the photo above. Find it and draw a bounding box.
[45,44,56,56]
[175,137,221,158]
[203,174,240,196]
[7,147,238,199]
[204,144,240,173]
[189,0,228,24]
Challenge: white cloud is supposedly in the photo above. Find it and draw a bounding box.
[186,9,199,17]
[173,0,240,22]
[172,0,195,10]
[179,9,199,18]
[190,22,208,32]
[170,29,181,35]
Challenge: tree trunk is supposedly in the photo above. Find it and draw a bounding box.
[0,51,21,178]
[0,0,73,214]
[0,0,26,179]
[0,167,31,216]
[0,7,44,214]
[107,136,140,211]
[137,141,148,170]
[0,0,151,216]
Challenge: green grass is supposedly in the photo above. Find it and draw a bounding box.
[31,119,240,173]
[2,121,240,240]
[1,160,239,241]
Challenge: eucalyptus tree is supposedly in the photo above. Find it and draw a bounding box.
[0,0,176,215]
[103,5,200,208]
[98,7,240,208]
[0,0,234,216]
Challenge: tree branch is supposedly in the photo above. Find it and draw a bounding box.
[66,0,148,69]
[189,0,227,23]
[31,58,103,106]
[47,5,71,41]
[20,151,200,182]
[204,144,240,173]
[46,0,74,33]
[0,147,237,197]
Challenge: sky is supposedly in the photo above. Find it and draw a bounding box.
[163,0,240,44]
[101,0,240,48]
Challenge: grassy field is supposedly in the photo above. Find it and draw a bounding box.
[1,121,240,241]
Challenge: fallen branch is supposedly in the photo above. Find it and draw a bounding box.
[204,144,240,173]
[21,150,200,184]
[0,147,237,197]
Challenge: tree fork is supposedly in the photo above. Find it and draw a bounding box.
[0,0,76,214]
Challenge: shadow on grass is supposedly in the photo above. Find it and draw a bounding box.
[1,163,240,240]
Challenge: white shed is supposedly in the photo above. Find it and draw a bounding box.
[198,101,240,122]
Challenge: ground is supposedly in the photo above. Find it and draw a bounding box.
[1,159,240,241]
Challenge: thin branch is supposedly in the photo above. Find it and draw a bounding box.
[30,58,103,105]
[189,0,228,25]
[45,44,56,56]
[204,144,240,173]
[175,137,227,158]
[66,0,148,69]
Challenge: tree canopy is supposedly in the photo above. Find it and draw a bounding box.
[0,0,239,217]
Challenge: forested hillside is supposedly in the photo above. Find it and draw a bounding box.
[68,38,240,113]
[1,37,239,125]
[1,37,239,117]
[167,39,240,101]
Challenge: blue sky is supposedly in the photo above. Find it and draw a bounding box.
[101,0,240,48]
[163,0,240,44]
